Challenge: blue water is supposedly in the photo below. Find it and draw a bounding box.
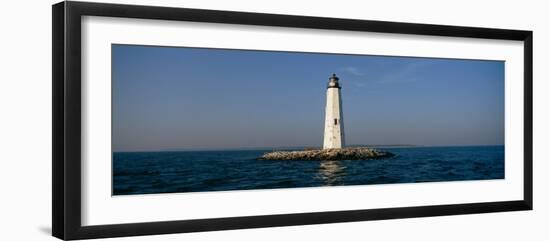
[113,146,504,195]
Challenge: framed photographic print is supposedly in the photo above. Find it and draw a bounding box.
[52,1,533,240]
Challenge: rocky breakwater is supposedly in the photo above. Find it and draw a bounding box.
[257,147,395,161]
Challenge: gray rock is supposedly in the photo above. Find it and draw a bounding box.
[257,147,395,161]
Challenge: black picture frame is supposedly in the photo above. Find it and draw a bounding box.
[52,1,533,240]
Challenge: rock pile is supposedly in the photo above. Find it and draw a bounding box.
[257,147,394,161]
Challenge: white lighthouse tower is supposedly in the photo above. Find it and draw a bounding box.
[323,73,345,149]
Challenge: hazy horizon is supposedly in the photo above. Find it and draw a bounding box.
[114,144,505,153]
[112,44,504,152]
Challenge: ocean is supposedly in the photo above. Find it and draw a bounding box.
[113,145,504,195]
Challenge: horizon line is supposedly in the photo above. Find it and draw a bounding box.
[113,143,505,153]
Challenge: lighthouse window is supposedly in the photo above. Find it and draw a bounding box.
[334,119,338,125]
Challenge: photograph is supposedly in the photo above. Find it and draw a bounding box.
[112,44,505,195]
[45,1,537,240]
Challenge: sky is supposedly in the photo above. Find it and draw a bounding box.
[112,44,504,152]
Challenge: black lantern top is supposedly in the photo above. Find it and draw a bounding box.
[327,73,341,89]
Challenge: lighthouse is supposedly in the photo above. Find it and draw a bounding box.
[323,73,345,149]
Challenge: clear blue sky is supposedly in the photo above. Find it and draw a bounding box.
[112,44,504,152]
